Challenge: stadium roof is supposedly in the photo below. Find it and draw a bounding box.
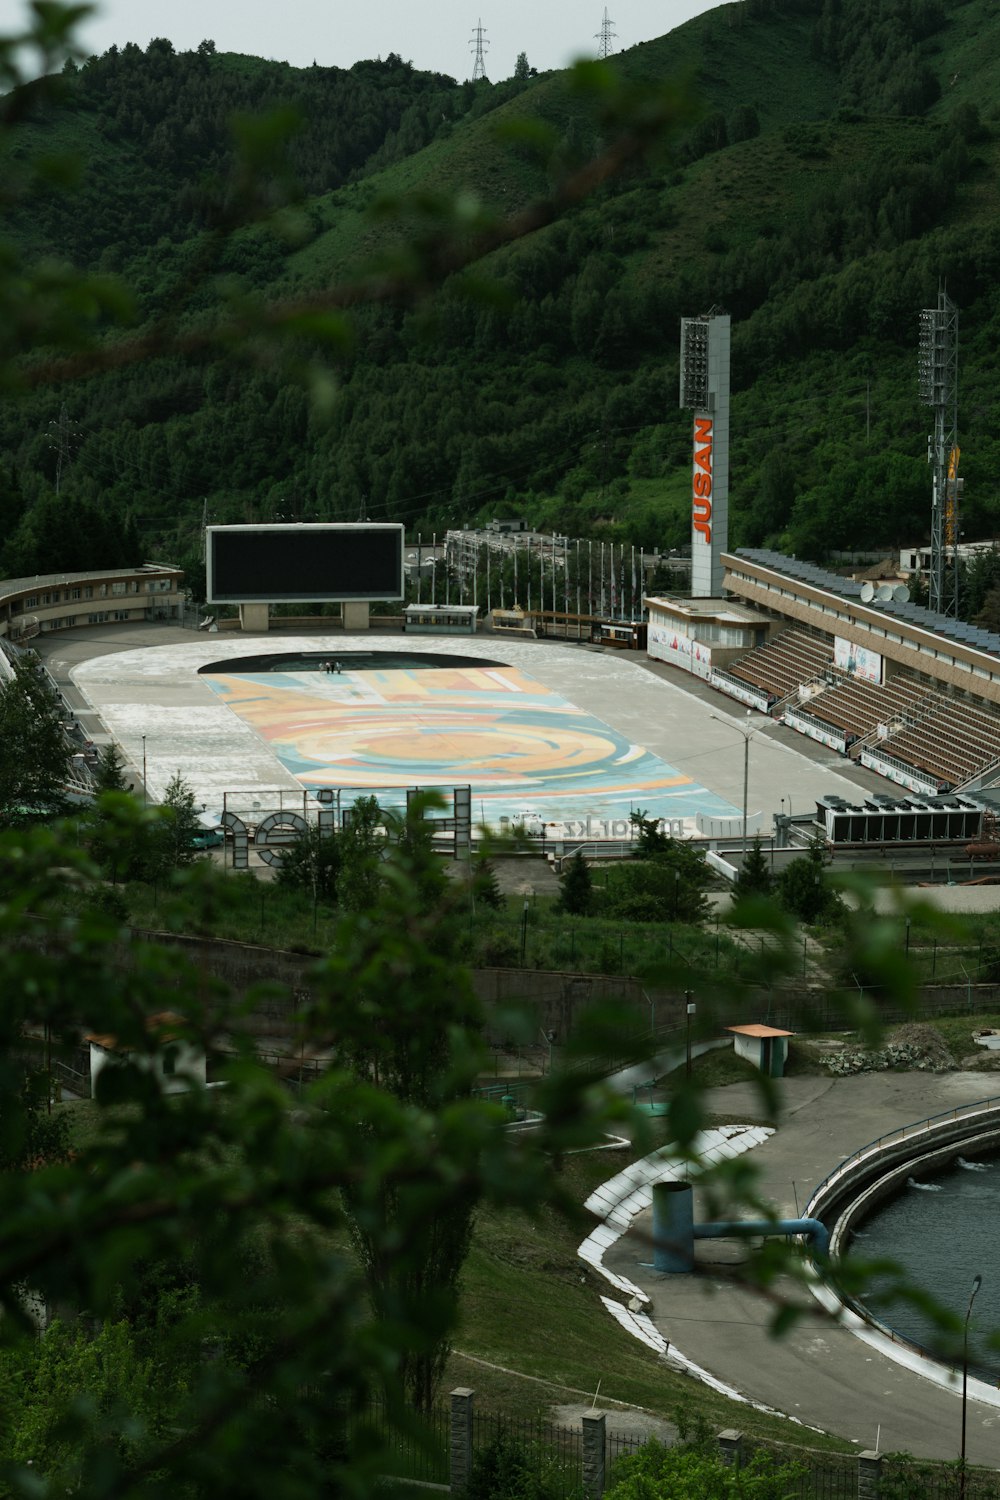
[733,549,1000,657]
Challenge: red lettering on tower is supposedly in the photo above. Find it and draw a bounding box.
[692,416,713,543]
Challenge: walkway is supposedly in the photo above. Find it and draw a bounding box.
[602,1072,1000,1463]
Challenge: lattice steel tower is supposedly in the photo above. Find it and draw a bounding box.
[918,290,960,616]
[595,8,617,58]
[469,19,489,80]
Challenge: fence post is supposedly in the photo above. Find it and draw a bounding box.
[718,1430,743,1469]
[582,1412,607,1499]
[449,1387,475,1495]
[857,1450,882,1499]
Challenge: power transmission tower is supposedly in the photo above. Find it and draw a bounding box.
[918,289,960,617]
[469,18,489,81]
[595,7,617,58]
[47,401,79,496]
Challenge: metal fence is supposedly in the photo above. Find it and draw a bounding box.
[878,1458,1000,1498]
[355,1400,1000,1498]
[745,1440,858,1500]
[470,1409,585,1499]
[349,1401,450,1486]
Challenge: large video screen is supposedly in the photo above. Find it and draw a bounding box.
[206,524,405,604]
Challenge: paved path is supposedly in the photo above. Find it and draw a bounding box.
[605,1072,1000,1463]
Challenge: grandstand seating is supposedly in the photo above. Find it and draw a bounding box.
[797,675,930,742]
[879,697,1000,789]
[743,637,1000,788]
[727,629,832,704]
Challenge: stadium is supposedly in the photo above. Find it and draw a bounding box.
[3,521,1000,864]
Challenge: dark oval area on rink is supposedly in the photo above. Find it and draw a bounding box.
[197,651,508,675]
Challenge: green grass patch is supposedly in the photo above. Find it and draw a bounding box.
[58,1094,853,1453]
[450,1150,856,1453]
[96,874,752,988]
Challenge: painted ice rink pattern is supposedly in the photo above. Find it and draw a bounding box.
[203,661,739,835]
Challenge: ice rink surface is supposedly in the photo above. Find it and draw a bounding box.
[65,632,880,836]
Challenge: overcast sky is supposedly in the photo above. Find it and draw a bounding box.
[1,2,718,81]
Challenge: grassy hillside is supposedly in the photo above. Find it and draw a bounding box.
[2,0,1000,593]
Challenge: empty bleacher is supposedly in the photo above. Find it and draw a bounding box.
[727,629,832,705]
[879,696,1000,789]
[799,674,930,743]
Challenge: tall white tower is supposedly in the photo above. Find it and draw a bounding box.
[680,311,731,597]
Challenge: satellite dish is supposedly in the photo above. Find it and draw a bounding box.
[892,584,910,603]
[860,582,875,603]
[876,584,894,601]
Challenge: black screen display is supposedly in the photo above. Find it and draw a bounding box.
[207,525,404,602]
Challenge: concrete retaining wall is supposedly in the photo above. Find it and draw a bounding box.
[828,1126,1000,1259]
[808,1104,1000,1237]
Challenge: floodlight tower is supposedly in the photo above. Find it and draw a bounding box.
[680,310,731,597]
[470,18,489,80]
[596,8,617,58]
[919,290,960,616]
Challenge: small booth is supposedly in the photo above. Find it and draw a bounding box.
[403,604,478,635]
[726,1023,794,1078]
[590,621,648,650]
[488,606,535,636]
[87,1011,207,1097]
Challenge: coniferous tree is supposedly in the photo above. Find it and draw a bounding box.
[93,741,131,793]
[86,743,135,880]
[472,855,505,910]
[777,838,842,925]
[0,657,71,829]
[558,850,593,915]
[733,836,774,901]
[337,795,385,913]
[145,771,201,877]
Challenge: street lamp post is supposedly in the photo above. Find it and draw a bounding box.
[685,992,695,1079]
[960,1273,983,1499]
[141,734,147,807]
[710,710,754,852]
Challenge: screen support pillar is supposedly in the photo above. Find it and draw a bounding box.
[239,602,270,632]
[342,601,370,631]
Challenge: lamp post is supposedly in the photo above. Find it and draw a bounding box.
[960,1273,983,1499]
[710,710,754,852]
[141,734,147,807]
[685,992,695,1079]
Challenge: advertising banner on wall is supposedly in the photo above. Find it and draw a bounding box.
[648,623,712,680]
[834,636,884,685]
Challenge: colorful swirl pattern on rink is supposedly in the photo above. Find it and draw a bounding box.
[203,662,737,834]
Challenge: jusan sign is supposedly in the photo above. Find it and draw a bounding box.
[692,414,713,543]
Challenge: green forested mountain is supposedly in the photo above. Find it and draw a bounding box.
[3,0,1000,592]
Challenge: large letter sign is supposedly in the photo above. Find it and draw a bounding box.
[692,416,713,542]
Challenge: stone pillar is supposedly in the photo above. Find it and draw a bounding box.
[449,1387,474,1496]
[238,602,269,632]
[857,1450,882,1499]
[718,1430,743,1469]
[582,1412,606,1499]
[342,600,370,631]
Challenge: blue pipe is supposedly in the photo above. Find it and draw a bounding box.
[693,1218,830,1258]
